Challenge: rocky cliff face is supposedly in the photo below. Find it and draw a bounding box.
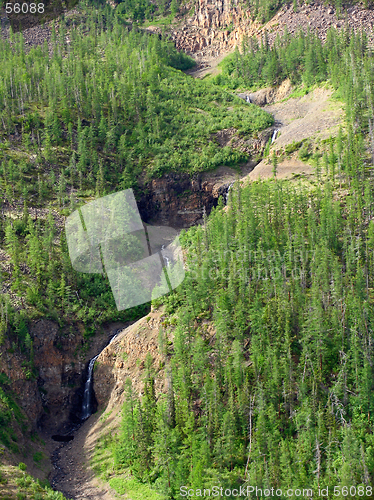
[138,165,239,228]
[138,127,273,228]
[0,320,127,436]
[172,0,252,57]
[94,309,167,411]
[163,0,374,65]
[0,144,272,447]
[92,307,216,415]
[146,0,254,63]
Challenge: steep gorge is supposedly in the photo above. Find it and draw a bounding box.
[137,124,273,228]
[0,320,128,470]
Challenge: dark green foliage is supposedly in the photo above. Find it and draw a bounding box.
[299,141,312,161]
[115,0,156,22]
[214,27,370,98]
[115,166,374,496]
[0,374,24,450]
[2,0,374,494]
[0,6,271,207]
[111,23,374,498]
[284,140,303,155]
[0,1,273,337]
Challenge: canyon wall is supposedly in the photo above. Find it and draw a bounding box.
[171,0,253,58]
[138,127,274,228]
[94,310,167,411]
[0,320,126,436]
[161,0,374,65]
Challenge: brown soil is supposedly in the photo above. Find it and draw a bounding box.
[265,86,344,148]
[247,157,313,180]
[244,86,343,180]
[48,310,169,500]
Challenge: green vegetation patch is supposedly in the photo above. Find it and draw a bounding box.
[0,3,273,210]
[0,375,24,452]
[0,1,273,332]
[109,161,374,496]
[212,26,371,110]
[110,477,166,500]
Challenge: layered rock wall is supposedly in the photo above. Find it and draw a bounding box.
[170,0,254,58]
[0,320,126,435]
[94,310,167,410]
[165,0,374,63]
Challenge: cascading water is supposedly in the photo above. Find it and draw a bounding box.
[51,330,124,491]
[271,129,279,143]
[161,245,170,267]
[81,331,121,421]
[225,182,235,205]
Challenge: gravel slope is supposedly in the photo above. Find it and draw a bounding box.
[50,415,119,500]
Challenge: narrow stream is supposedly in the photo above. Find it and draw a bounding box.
[225,181,235,204]
[81,355,100,420]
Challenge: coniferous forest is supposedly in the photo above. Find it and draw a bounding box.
[90,15,374,500]
[0,2,272,331]
[1,0,374,499]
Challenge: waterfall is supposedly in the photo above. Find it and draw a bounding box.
[271,129,279,143]
[225,182,235,205]
[81,355,99,420]
[161,245,170,267]
[81,331,121,421]
[246,95,251,103]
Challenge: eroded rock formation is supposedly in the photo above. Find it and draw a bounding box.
[167,0,254,59]
[94,310,166,409]
[160,0,374,64]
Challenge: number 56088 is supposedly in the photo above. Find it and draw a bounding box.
[5,3,45,14]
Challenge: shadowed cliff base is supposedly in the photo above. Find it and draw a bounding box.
[50,414,118,500]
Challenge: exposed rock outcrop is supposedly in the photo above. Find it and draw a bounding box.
[0,321,127,435]
[94,309,167,410]
[171,0,253,58]
[238,79,293,107]
[136,127,276,228]
[163,0,374,66]
[138,163,256,228]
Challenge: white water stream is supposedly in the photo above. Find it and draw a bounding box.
[81,331,121,420]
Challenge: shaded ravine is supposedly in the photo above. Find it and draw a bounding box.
[47,60,276,499]
[50,413,118,500]
[47,174,239,498]
[50,332,122,500]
